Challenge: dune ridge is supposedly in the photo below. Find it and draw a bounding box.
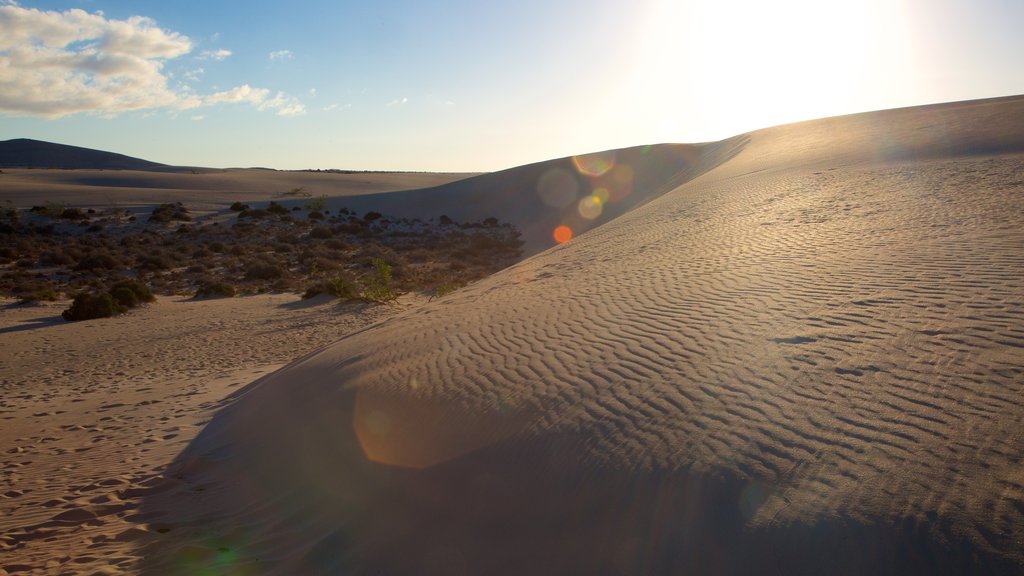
[130,95,1024,574]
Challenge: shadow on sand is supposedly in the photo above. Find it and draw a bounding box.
[134,381,1018,575]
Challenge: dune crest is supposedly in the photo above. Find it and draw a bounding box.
[134,95,1024,574]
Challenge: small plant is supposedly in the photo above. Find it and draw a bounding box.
[229,201,250,211]
[304,194,327,211]
[195,281,237,298]
[149,202,190,223]
[431,281,461,300]
[309,226,332,239]
[361,258,397,302]
[303,274,359,300]
[244,260,286,280]
[108,280,155,308]
[18,287,60,305]
[266,201,289,215]
[29,201,67,218]
[363,211,383,223]
[283,187,309,197]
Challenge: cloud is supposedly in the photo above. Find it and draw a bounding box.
[258,91,306,116]
[0,5,304,119]
[387,96,409,107]
[269,49,292,61]
[184,67,204,82]
[204,85,305,116]
[191,115,204,121]
[198,48,231,61]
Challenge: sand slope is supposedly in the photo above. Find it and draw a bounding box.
[0,295,414,575]
[130,95,1024,574]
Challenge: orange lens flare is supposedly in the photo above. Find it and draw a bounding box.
[572,150,616,177]
[553,225,573,244]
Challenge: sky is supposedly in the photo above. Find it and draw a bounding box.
[1,0,1022,171]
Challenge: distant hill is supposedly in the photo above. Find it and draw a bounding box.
[0,138,167,170]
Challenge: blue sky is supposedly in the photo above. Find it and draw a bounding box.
[1,0,1022,171]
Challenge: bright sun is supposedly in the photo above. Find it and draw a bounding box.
[622,0,914,141]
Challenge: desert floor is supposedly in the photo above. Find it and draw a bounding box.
[1,294,418,574]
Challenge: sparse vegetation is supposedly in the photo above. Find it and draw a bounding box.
[2,199,524,311]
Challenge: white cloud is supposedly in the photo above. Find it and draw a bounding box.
[205,84,269,106]
[308,87,316,96]
[198,48,231,61]
[191,115,204,121]
[258,91,306,116]
[203,85,305,116]
[269,49,293,61]
[0,5,304,119]
[387,96,409,107]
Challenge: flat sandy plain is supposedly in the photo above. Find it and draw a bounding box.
[2,95,1024,575]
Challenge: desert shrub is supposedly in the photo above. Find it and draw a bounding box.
[74,252,120,271]
[229,201,250,211]
[207,241,226,253]
[303,274,358,300]
[109,280,156,307]
[149,202,190,223]
[267,201,288,215]
[61,207,87,220]
[244,259,287,280]
[360,258,397,302]
[18,286,60,305]
[238,208,270,220]
[363,211,383,223]
[62,292,120,321]
[483,216,499,226]
[308,211,324,220]
[195,281,237,298]
[309,226,332,239]
[432,281,461,299]
[439,214,453,226]
[39,250,74,266]
[30,201,67,218]
[137,252,174,271]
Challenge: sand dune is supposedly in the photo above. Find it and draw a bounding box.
[0,168,476,214]
[121,95,1024,574]
[2,95,1023,575]
[0,295,415,575]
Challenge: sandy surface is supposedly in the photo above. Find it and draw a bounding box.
[0,169,476,214]
[2,95,1024,575]
[0,295,418,574]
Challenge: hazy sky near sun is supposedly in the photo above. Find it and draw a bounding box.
[1,0,1022,171]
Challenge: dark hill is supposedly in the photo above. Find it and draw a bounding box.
[0,138,167,170]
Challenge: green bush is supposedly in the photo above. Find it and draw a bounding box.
[361,258,397,302]
[109,280,155,307]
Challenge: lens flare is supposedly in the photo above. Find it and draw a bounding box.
[571,150,616,177]
[593,187,610,205]
[553,225,573,244]
[537,168,579,208]
[577,195,603,220]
